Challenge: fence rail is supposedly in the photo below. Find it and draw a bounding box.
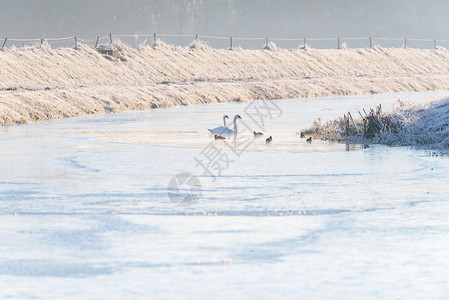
[1,33,448,51]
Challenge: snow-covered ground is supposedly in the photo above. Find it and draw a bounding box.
[3,41,449,125]
[1,91,449,299]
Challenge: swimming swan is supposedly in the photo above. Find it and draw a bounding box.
[208,115,242,134]
[208,115,231,134]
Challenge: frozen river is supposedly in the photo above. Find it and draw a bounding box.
[1,91,449,299]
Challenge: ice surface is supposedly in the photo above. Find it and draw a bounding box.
[1,91,449,299]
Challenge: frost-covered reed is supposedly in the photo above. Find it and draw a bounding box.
[304,98,449,152]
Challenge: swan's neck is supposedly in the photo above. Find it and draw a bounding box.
[233,117,238,133]
[223,116,227,127]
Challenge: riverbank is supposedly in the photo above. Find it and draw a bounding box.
[304,97,449,153]
[2,41,449,125]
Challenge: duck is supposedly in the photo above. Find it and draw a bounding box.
[253,131,264,137]
[215,135,226,140]
[306,137,312,143]
[207,115,231,134]
[266,136,272,143]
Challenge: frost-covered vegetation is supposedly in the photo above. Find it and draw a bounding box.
[304,98,449,152]
[2,40,449,125]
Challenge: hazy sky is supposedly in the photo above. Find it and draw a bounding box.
[1,0,448,39]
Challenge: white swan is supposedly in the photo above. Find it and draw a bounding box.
[228,114,243,134]
[208,115,231,134]
[208,115,242,134]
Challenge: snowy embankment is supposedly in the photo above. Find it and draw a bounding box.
[304,98,449,152]
[2,40,449,125]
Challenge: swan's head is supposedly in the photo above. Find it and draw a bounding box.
[234,114,242,120]
[224,115,229,119]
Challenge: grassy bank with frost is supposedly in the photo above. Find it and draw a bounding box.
[304,98,449,152]
[2,40,449,125]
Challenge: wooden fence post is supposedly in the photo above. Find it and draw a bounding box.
[94,36,100,48]
[1,38,7,50]
[2,34,442,51]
